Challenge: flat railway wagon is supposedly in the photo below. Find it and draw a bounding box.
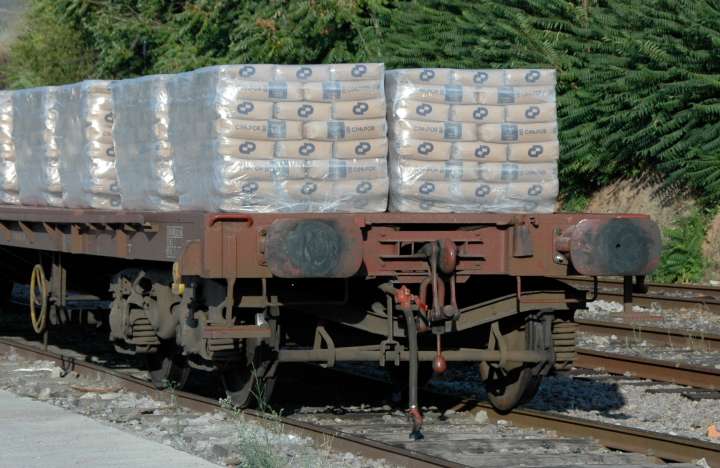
[0,206,661,432]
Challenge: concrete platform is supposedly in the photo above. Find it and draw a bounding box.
[0,390,218,467]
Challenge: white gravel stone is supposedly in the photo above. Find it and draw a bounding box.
[474,410,489,424]
[528,373,720,444]
[37,387,51,400]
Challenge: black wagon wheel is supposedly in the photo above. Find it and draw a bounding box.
[220,317,280,409]
[481,363,537,412]
[480,314,551,413]
[220,355,277,409]
[146,341,191,390]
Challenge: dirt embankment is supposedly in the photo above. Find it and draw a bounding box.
[585,180,692,229]
[702,216,720,281]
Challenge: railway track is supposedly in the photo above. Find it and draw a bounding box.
[572,318,720,390]
[560,277,720,313]
[577,319,720,352]
[461,402,720,466]
[288,363,720,466]
[2,280,719,466]
[0,334,714,467]
[0,337,456,468]
[574,347,720,390]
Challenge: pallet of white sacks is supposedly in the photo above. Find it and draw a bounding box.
[0,64,562,214]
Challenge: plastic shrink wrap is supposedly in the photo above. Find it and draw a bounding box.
[74,81,119,209]
[7,82,116,209]
[169,64,389,212]
[112,75,177,211]
[0,91,19,204]
[12,86,65,206]
[386,68,559,213]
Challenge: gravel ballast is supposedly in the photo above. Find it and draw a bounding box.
[0,349,393,468]
[430,362,720,446]
[577,332,720,368]
[576,299,720,336]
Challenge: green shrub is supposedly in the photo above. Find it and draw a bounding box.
[562,1,720,204]
[559,193,590,213]
[652,209,709,283]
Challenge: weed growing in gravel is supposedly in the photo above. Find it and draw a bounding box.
[218,371,334,468]
[165,379,178,409]
[219,394,287,467]
[164,379,183,435]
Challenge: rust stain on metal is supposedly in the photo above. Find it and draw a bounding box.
[265,218,363,278]
[207,213,253,227]
[566,217,661,276]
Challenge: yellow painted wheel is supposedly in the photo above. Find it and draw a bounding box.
[29,264,48,334]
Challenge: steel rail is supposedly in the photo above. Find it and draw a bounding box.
[574,347,720,390]
[4,335,719,465]
[558,277,720,313]
[324,364,720,465]
[576,318,720,352]
[323,361,720,465]
[560,276,720,299]
[0,338,462,468]
[454,401,720,466]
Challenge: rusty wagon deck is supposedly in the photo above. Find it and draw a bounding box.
[0,207,660,279]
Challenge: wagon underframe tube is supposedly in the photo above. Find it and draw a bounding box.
[277,347,551,364]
